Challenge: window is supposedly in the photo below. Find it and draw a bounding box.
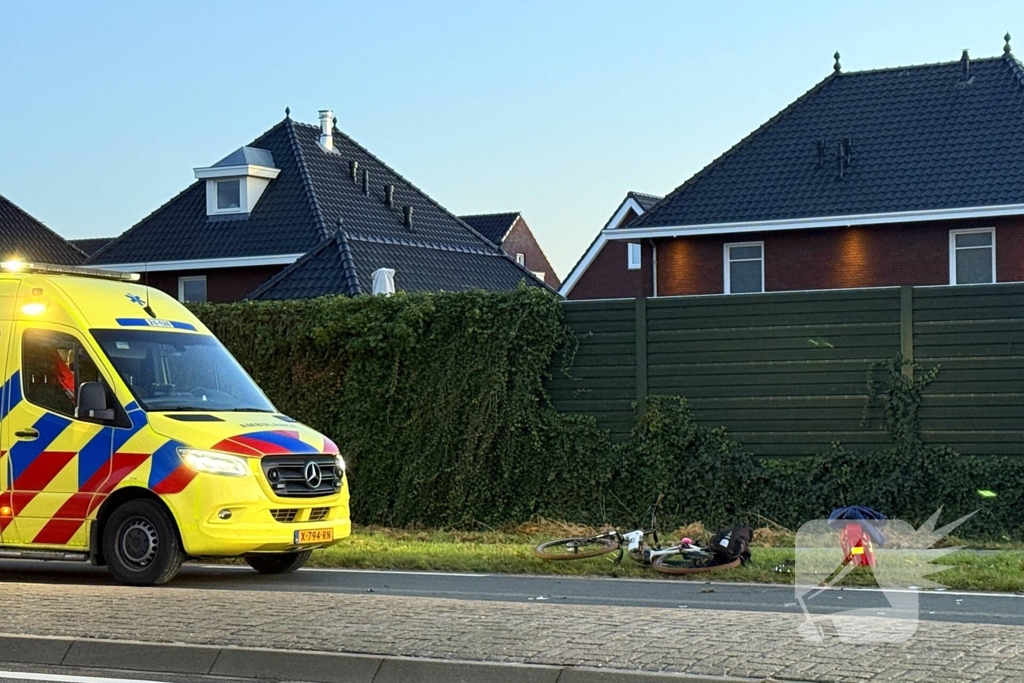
[515,253,526,266]
[178,276,207,303]
[725,242,764,294]
[627,243,642,270]
[215,179,241,211]
[950,228,995,285]
[22,329,103,419]
[93,330,275,413]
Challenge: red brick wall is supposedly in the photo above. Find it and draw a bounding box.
[567,238,654,300]
[139,265,286,303]
[501,217,561,288]
[653,218,1024,296]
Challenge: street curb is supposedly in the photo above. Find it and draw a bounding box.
[0,633,766,683]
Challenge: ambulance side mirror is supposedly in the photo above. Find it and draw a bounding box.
[78,382,115,422]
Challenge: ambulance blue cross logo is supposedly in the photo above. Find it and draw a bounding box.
[126,293,145,305]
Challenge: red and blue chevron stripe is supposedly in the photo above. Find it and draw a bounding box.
[211,430,323,457]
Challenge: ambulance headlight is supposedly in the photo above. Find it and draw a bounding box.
[334,454,346,472]
[178,448,252,477]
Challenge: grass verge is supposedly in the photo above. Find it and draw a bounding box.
[310,525,1024,593]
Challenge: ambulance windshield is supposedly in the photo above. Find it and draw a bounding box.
[91,330,275,413]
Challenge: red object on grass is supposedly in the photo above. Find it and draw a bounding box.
[839,522,876,567]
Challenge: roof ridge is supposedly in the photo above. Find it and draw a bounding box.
[345,231,504,256]
[86,117,293,265]
[459,211,520,218]
[627,191,662,199]
[294,120,506,254]
[0,193,88,261]
[334,229,361,296]
[286,119,331,241]
[633,72,839,228]
[838,53,1005,76]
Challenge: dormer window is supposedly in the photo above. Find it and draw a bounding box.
[194,146,281,218]
[216,180,242,212]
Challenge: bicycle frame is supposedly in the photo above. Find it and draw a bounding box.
[609,494,665,564]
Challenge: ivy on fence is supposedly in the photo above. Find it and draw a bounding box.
[192,291,1024,539]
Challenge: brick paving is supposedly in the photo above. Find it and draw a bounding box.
[0,581,1022,682]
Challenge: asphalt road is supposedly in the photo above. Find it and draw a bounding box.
[0,560,1020,626]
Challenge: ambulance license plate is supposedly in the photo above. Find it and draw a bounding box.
[294,529,333,545]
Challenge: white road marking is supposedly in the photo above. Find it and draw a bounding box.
[0,672,167,683]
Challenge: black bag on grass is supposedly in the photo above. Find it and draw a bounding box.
[709,525,752,565]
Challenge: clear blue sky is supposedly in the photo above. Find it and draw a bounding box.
[1,1,1021,277]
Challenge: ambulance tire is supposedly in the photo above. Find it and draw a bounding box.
[245,550,312,574]
[103,499,185,586]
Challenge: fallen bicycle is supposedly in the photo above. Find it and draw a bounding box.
[532,496,752,575]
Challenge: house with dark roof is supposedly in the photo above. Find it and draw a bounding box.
[0,194,85,265]
[564,39,1024,300]
[460,212,560,288]
[88,110,544,302]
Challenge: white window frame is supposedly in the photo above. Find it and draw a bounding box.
[723,241,765,294]
[213,178,243,214]
[515,252,526,266]
[178,275,208,303]
[627,242,642,270]
[949,228,996,285]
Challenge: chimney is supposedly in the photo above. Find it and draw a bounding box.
[350,160,359,181]
[385,184,395,208]
[404,205,414,231]
[362,169,370,195]
[318,110,334,151]
[960,49,971,82]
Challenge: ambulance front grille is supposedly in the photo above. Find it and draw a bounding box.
[270,509,299,523]
[261,455,342,498]
[308,507,331,522]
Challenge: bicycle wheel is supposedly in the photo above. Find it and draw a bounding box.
[533,536,620,560]
[651,550,741,575]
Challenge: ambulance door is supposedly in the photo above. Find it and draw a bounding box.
[5,324,113,548]
[0,279,18,543]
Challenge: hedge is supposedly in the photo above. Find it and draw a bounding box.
[191,290,1024,539]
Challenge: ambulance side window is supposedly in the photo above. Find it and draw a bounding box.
[22,329,102,419]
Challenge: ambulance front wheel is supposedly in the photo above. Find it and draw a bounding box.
[102,499,185,586]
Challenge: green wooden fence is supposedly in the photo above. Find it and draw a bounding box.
[548,283,1024,457]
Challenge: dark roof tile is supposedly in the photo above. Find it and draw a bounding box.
[459,212,519,245]
[250,231,536,300]
[71,237,115,256]
[0,194,85,265]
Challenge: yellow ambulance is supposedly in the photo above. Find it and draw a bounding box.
[0,262,350,585]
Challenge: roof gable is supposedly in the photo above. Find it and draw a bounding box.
[0,194,85,265]
[635,52,1024,229]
